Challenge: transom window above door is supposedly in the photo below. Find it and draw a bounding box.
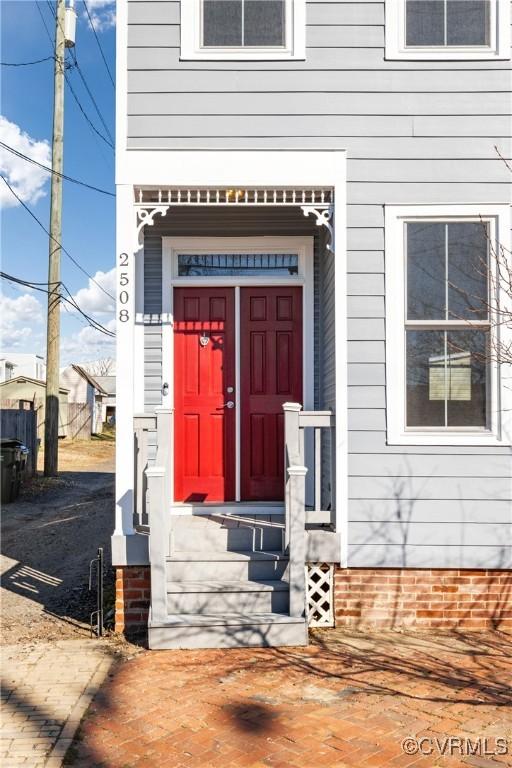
[180,0,306,60]
[385,0,511,59]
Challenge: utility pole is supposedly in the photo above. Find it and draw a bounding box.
[44,0,66,476]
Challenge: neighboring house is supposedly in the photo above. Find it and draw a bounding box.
[0,353,46,382]
[0,358,15,383]
[60,365,108,436]
[113,0,512,648]
[94,375,116,423]
[0,376,69,439]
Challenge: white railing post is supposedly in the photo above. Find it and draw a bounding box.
[287,465,307,617]
[145,466,167,622]
[155,406,173,519]
[283,402,302,551]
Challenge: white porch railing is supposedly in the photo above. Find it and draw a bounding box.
[133,409,172,530]
[283,402,336,617]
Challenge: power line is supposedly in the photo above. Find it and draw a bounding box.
[82,0,115,88]
[64,69,114,148]
[70,60,115,146]
[1,56,55,66]
[0,141,115,197]
[35,1,55,46]
[0,272,116,338]
[1,175,115,301]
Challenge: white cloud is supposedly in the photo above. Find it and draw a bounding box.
[0,292,44,349]
[0,116,50,208]
[61,318,115,365]
[83,0,116,31]
[69,267,115,315]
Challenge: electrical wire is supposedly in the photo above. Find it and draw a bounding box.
[64,70,114,148]
[82,0,115,88]
[0,142,115,197]
[1,175,116,301]
[0,272,116,338]
[1,56,55,66]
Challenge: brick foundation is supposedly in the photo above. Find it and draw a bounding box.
[335,568,512,631]
[115,566,151,634]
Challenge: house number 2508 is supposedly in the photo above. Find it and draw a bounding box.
[119,252,130,322]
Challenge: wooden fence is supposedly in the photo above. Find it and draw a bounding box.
[65,402,92,440]
[1,399,93,441]
[0,409,38,475]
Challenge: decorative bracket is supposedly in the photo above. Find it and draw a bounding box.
[301,205,334,252]
[134,205,169,252]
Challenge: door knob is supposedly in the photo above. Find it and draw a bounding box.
[222,401,235,409]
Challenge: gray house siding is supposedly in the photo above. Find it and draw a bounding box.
[130,0,512,568]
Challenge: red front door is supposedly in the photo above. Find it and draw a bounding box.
[240,287,303,501]
[174,288,236,502]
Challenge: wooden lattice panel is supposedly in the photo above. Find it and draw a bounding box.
[306,563,334,627]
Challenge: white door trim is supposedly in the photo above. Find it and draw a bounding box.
[162,236,314,507]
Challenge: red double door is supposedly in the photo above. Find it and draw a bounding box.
[174,286,302,502]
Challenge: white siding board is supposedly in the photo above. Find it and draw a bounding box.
[347,296,385,317]
[349,453,512,477]
[347,318,385,340]
[348,545,511,568]
[127,46,510,69]
[348,386,386,408]
[349,477,511,501]
[348,364,386,386]
[129,92,511,116]
[348,431,512,454]
[349,499,512,523]
[347,251,384,273]
[349,522,509,547]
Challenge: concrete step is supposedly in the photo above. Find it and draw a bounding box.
[148,612,308,649]
[170,514,284,552]
[166,551,289,582]
[171,524,283,553]
[166,579,289,614]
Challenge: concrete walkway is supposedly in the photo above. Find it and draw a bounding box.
[68,630,511,767]
[1,640,113,767]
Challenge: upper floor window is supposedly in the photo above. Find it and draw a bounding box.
[385,0,511,59]
[180,0,305,60]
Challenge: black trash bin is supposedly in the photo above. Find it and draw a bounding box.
[0,439,28,504]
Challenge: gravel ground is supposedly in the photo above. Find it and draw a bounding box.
[1,438,115,646]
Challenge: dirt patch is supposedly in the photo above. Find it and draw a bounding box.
[1,437,117,645]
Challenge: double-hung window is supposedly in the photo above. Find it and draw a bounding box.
[385,205,511,445]
[385,0,511,59]
[180,0,306,60]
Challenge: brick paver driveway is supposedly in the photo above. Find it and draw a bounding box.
[68,630,511,768]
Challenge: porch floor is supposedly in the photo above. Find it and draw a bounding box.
[68,629,511,767]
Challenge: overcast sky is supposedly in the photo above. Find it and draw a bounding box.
[1,0,116,365]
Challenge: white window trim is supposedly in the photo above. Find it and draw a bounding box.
[180,0,305,61]
[161,236,314,502]
[385,0,511,60]
[385,204,512,447]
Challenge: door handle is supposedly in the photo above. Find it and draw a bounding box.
[222,401,235,409]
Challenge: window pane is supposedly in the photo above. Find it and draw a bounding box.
[203,0,242,46]
[447,222,488,320]
[244,1,285,46]
[406,0,445,46]
[446,331,487,426]
[447,1,490,45]
[406,330,445,427]
[178,253,299,276]
[407,222,446,320]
